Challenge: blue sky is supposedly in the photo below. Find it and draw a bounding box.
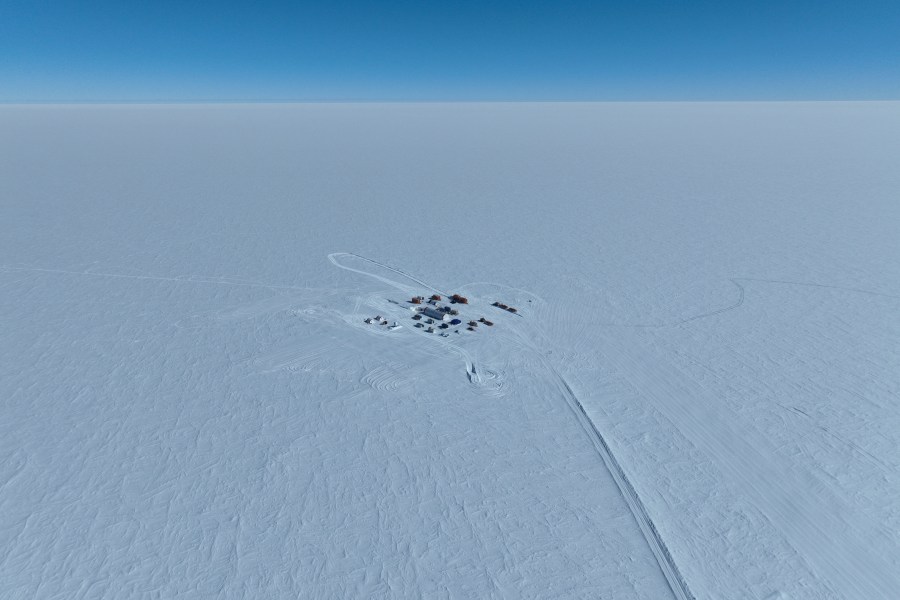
[2,0,899,101]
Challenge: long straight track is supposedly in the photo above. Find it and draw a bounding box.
[544,361,694,600]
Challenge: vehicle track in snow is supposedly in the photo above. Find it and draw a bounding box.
[328,251,692,600]
[596,278,746,329]
[328,253,449,297]
[733,276,900,300]
[361,363,411,392]
[595,274,900,330]
[549,367,693,600]
[512,329,694,600]
[0,264,329,293]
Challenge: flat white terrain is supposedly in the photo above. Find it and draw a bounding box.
[1,103,898,599]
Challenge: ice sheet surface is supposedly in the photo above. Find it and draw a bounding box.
[2,103,899,599]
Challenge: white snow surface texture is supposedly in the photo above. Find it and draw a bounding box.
[1,103,899,599]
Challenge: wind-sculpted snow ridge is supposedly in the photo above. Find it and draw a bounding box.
[329,251,693,600]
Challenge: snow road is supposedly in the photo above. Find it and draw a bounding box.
[547,366,694,600]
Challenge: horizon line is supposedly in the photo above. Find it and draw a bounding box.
[3,98,899,106]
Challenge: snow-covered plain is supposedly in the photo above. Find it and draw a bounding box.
[1,103,899,599]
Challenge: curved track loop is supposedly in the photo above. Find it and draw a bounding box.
[362,363,410,392]
[598,279,745,329]
[598,274,900,330]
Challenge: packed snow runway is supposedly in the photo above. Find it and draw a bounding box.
[2,102,899,599]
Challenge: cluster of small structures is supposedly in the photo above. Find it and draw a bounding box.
[407,293,494,336]
[492,301,518,314]
[363,315,402,330]
[365,293,517,338]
